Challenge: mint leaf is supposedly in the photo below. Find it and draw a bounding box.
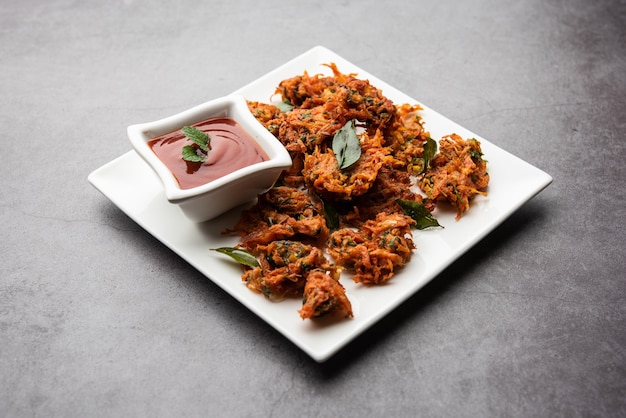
[396,199,442,230]
[212,247,260,268]
[182,145,206,163]
[182,125,211,152]
[332,119,361,170]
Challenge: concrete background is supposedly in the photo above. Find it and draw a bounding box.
[1,0,624,416]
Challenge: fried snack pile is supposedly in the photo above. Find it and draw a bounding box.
[228,63,489,320]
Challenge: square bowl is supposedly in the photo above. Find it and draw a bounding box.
[127,94,292,222]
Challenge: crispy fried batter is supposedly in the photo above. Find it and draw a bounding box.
[384,103,430,172]
[277,106,342,152]
[302,129,393,201]
[242,241,333,300]
[419,134,489,219]
[341,166,433,225]
[298,269,353,319]
[232,186,329,251]
[328,212,415,284]
[267,63,396,154]
[278,63,396,129]
[247,101,282,125]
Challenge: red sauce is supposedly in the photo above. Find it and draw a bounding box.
[148,117,269,190]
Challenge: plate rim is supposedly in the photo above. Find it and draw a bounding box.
[88,45,553,362]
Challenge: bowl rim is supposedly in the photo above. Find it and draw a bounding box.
[127,94,292,202]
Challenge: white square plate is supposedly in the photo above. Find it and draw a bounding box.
[88,46,552,362]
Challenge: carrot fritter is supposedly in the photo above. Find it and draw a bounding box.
[276,106,342,152]
[384,103,430,172]
[327,212,415,284]
[247,101,282,125]
[232,186,329,251]
[276,69,336,108]
[277,63,396,130]
[302,129,393,201]
[298,269,353,319]
[418,134,489,219]
[261,63,396,156]
[242,240,333,300]
[279,152,306,187]
[342,166,432,225]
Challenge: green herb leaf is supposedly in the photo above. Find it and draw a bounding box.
[421,136,437,173]
[332,119,361,170]
[182,145,206,163]
[396,199,442,230]
[322,200,340,230]
[182,125,211,152]
[275,100,294,113]
[469,149,483,161]
[467,139,486,162]
[212,247,260,268]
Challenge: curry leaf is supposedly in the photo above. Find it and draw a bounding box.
[396,199,442,230]
[275,100,294,113]
[421,136,437,173]
[322,200,340,230]
[212,247,260,268]
[332,119,361,170]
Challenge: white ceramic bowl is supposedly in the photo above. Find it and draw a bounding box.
[128,94,292,222]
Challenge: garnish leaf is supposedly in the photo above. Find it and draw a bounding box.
[421,136,437,173]
[322,200,340,230]
[212,247,260,268]
[275,100,294,113]
[332,119,361,170]
[469,149,483,161]
[182,125,211,152]
[467,139,486,162]
[396,199,442,230]
[182,145,206,163]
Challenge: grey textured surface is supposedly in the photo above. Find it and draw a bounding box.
[1,0,625,417]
